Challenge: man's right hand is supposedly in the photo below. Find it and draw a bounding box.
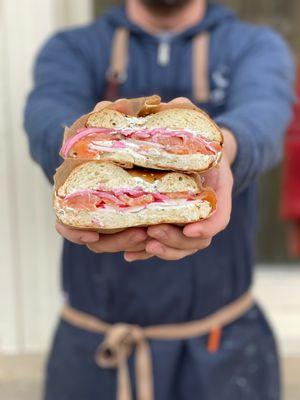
[55,223,151,260]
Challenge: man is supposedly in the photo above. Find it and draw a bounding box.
[24,0,294,399]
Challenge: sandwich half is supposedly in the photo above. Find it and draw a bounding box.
[60,96,223,173]
[53,161,216,232]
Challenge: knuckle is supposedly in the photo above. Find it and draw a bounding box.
[129,233,146,245]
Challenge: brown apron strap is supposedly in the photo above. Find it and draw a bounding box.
[105,29,208,102]
[193,32,210,103]
[144,291,253,339]
[105,27,130,101]
[61,292,253,400]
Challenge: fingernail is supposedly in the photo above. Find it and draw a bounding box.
[124,254,134,262]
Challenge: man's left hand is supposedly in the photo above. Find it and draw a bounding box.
[124,153,233,261]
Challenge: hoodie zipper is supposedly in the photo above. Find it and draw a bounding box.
[157,39,171,66]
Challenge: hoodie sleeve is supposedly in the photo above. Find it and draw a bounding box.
[215,27,295,195]
[24,32,97,183]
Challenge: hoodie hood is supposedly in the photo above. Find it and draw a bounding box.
[101,2,236,40]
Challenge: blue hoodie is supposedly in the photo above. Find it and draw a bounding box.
[24,4,294,322]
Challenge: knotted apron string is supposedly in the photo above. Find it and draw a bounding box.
[61,291,253,400]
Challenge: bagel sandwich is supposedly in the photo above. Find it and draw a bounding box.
[53,161,216,232]
[60,96,223,173]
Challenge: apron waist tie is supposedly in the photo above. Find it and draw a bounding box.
[61,291,253,400]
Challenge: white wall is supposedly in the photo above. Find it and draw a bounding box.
[0,0,93,353]
[254,267,300,356]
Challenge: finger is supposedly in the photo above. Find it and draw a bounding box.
[183,186,231,238]
[55,222,99,245]
[87,228,147,253]
[145,240,198,261]
[93,101,113,111]
[147,224,209,250]
[168,97,194,105]
[124,241,148,252]
[198,166,220,190]
[94,98,132,115]
[183,181,232,239]
[124,251,153,262]
[113,98,132,114]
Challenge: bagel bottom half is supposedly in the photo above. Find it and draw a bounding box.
[53,161,216,232]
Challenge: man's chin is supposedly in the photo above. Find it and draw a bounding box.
[139,0,192,13]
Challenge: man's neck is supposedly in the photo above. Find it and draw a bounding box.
[126,0,206,35]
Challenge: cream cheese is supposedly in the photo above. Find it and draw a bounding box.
[124,116,149,127]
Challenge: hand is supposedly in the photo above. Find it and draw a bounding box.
[123,98,236,261]
[124,154,233,261]
[55,223,150,255]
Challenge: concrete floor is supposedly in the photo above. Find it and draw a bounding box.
[0,354,299,400]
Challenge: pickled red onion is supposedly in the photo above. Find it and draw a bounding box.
[152,193,169,201]
[113,187,145,197]
[93,191,125,205]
